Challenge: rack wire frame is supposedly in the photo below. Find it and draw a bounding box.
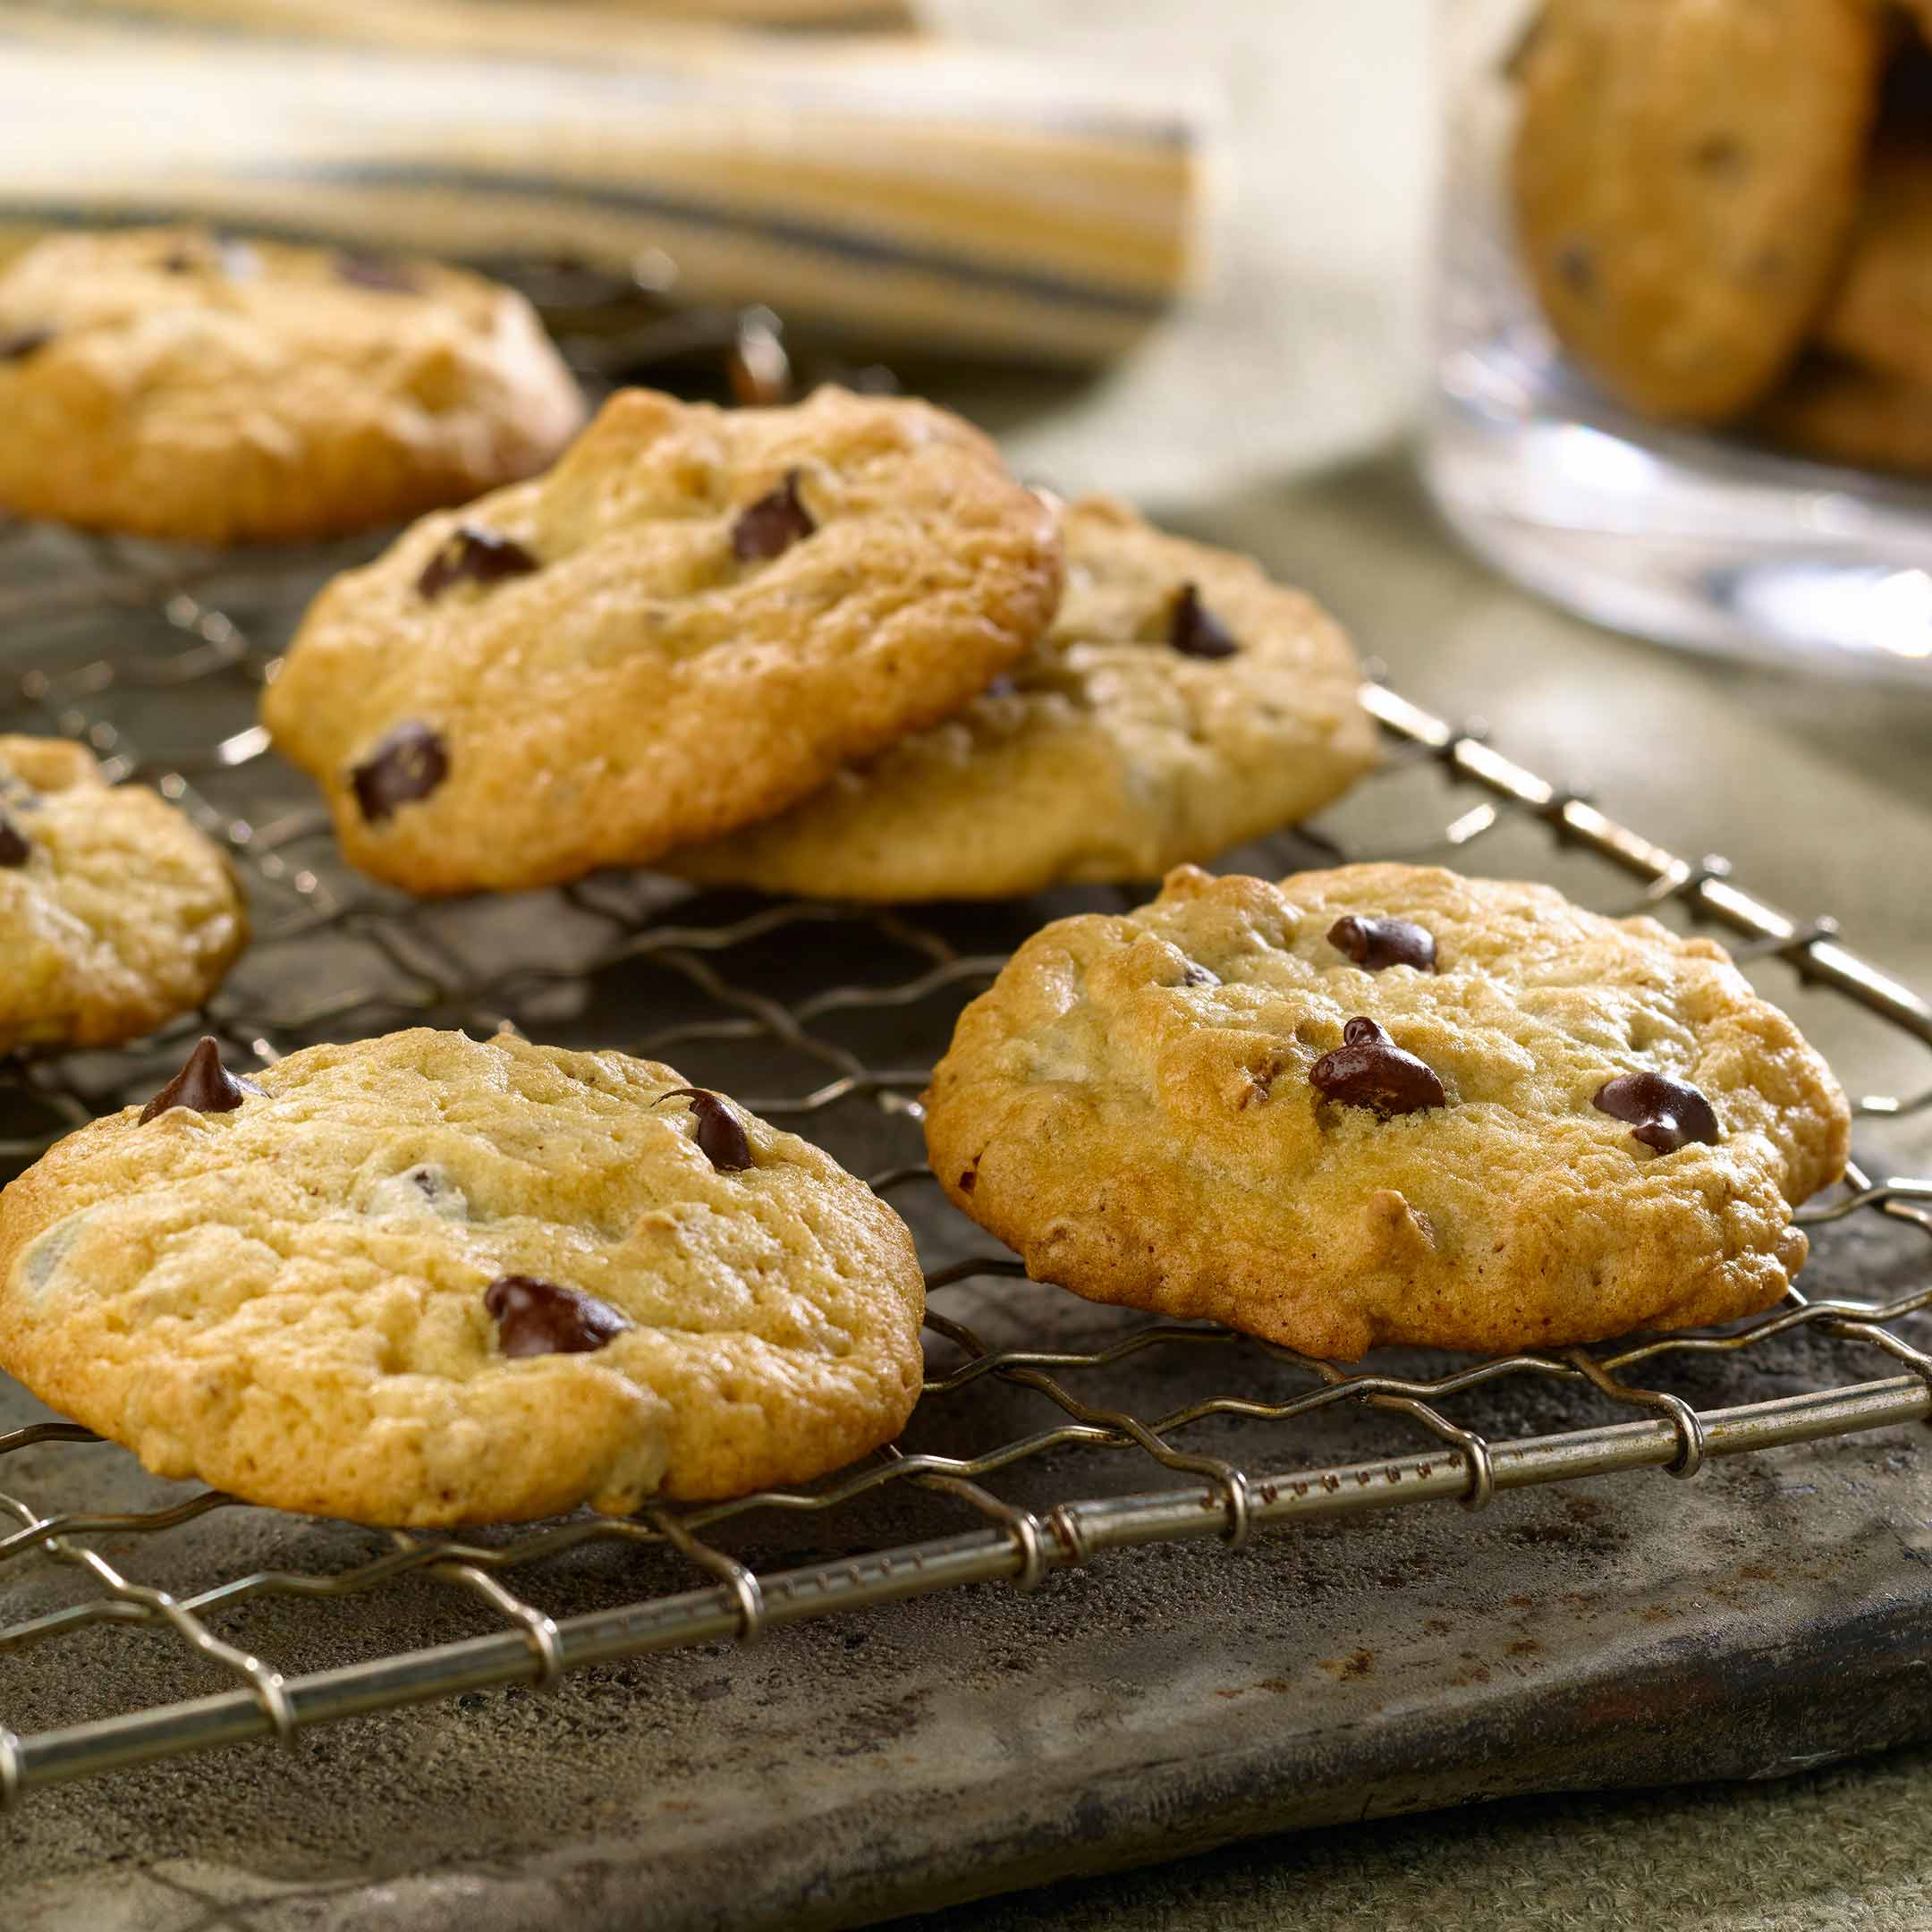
[0,519,1929,1815]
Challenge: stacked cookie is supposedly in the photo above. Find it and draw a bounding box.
[263,386,1380,899]
[1512,0,1932,473]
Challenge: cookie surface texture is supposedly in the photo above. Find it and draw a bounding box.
[0,225,584,542]
[670,496,1378,900]
[1755,355,1932,473]
[923,863,1850,1359]
[0,735,247,1053]
[0,1029,928,1523]
[1511,0,1880,421]
[1815,140,1932,389]
[262,385,1064,894]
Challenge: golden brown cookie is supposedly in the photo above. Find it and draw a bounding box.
[1755,355,1932,471]
[0,226,584,543]
[1512,0,1882,422]
[263,385,1064,896]
[1815,139,1932,387]
[0,1029,927,1524]
[0,735,248,1053]
[667,496,1378,902]
[923,863,1849,1361]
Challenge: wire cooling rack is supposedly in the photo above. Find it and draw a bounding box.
[2,415,1932,1814]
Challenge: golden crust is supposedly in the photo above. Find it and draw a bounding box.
[1755,355,1932,474]
[0,225,584,543]
[0,1030,927,1524]
[923,863,1850,1360]
[0,734,247,1052]
[1511,0,1881,422]
[669,496,1378,901]
[1815,140,1932,390]
[263,386,1064,894]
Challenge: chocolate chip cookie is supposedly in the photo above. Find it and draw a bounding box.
[923,863,1849,1360]
[0,736,248,1054]
[0,226,584,543]
[1814,139,1932,390]
[0,1029,927,1524]
[1512,0,1882,422]
[668,496,1377,901]
[1755,353,1932,473]
[262,385,1063,895]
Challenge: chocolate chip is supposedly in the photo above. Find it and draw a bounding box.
[1328,915,1437,973]
[726,309,792,408]
[0,809,29,867]
[1308,1016,1447,1119]
[139,1036,265,1123]
[1592,1070,1719,1154]
[731,470,815,562]
[417,525,540,600]
[1555,242,1594,296]
[656,1086,753,1173]
[352,722,448,824]
[485,1275,631,1359]
[1181,961,1220,987]
[0,327,52,362]
[1690,133,1744,175]
[335,253,419,293]
[1168,583,1239,659]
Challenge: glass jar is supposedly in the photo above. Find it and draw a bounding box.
[1425,0,1932,681]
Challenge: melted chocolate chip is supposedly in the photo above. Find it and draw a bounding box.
[0,327,53,362]
[485,1275,631,1359]
[335,253,419,293]
[352,723,449,824]
[731,470,815,562]
[1180,961,1220,987]
[655,1086,753,1173]
[139,1036,265,1123]
[1168,582,1239,659]
[1308,1016,1447,1119]
[1327,915,1437,973]
[0,809,29,867]
[1592,1069,1720,1154]
[417,526,540,600]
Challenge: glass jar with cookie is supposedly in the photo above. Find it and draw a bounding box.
[1428,0,1932,678]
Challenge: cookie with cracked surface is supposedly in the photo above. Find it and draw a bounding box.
[667,496,1378,901]
[0,735,247,1054]
[923,863,1849,1360]
[0,1028,927,1525]
[0,225,584,543]
[1511,0,1881,422]
[261,385,1063,895]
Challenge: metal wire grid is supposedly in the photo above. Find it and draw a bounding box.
[0,517,1928,1814]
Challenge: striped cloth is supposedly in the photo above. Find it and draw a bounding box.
[0,0,1204,363]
